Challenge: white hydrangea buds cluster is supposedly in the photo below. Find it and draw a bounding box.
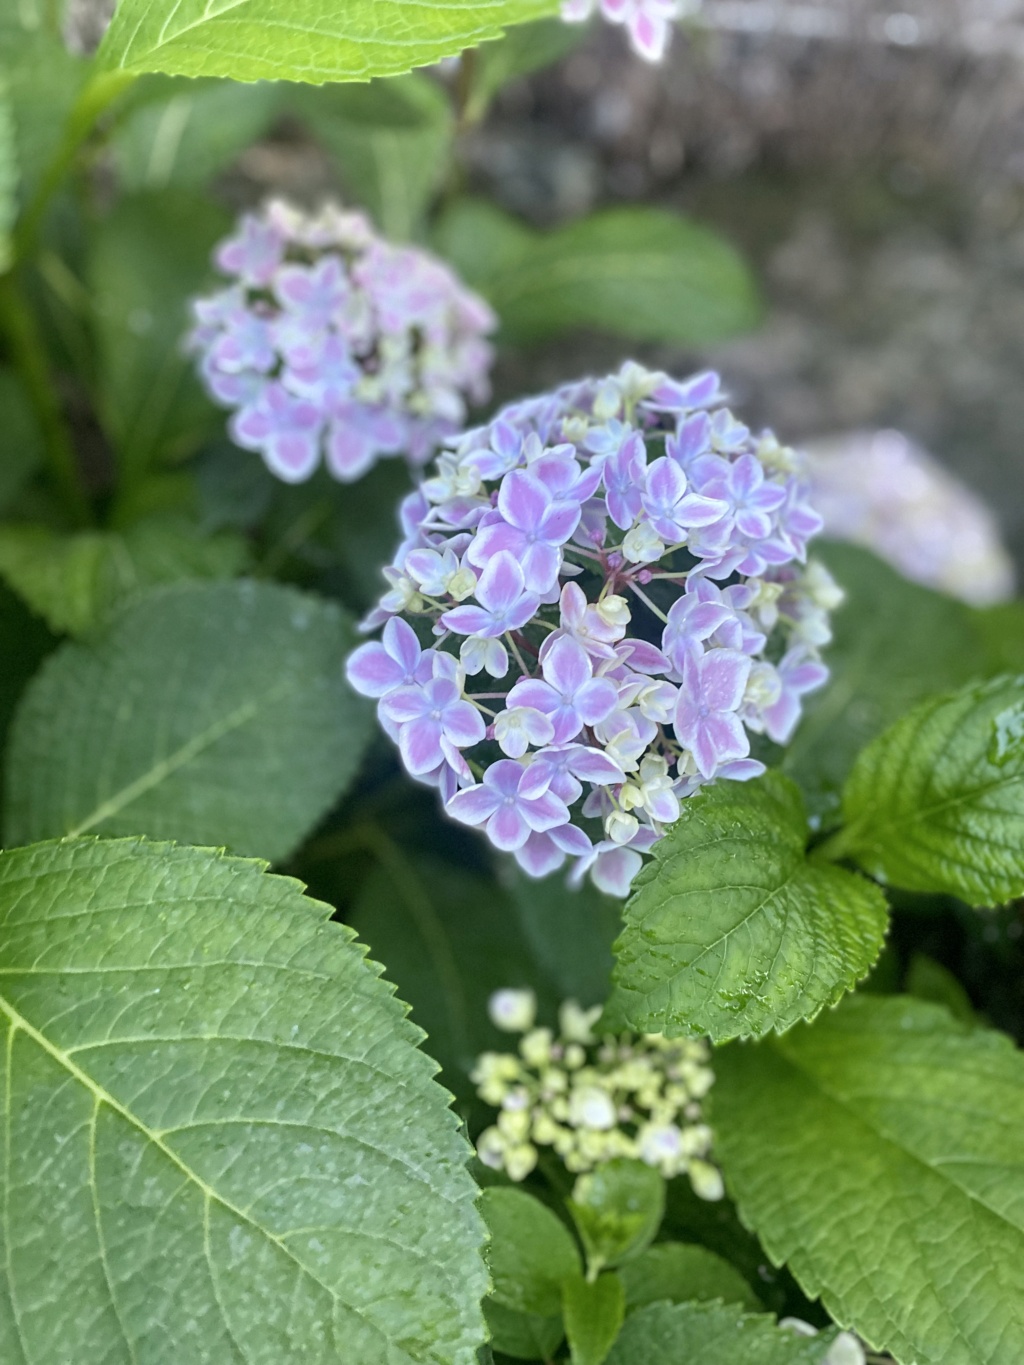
[472,989,722,1198]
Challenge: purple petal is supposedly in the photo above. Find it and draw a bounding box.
[399,716,445,775]
[543,637,592,697]
[487,805,531,851]
[345,643,404,698]
[384,617,423,675]
[443,700,486,748]
[701,650,751,713]
[440,604,496,637]
[514,832,566,878]
[476,551,527,614]
[566,747,626,785]
[537,499,582,545]
[702,710,750,766]
[574,677,619,727]
[446,783,502,826]
[498,469,550,532]
[592,846,643,897]
[522,788,571,832]
[382,686,430,724]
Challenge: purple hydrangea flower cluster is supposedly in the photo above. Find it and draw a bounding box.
[561,0,699,62]
[187,200,496,484]
[347,363,837,897]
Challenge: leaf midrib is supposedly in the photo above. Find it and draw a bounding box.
[0,990,391,1356]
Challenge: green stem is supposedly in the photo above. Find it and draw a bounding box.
[0,268,90,525]
[811,823,859,864]
[14,70,134,263]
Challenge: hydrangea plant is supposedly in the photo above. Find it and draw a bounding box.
[188,200,496,483]
[348,362,837,893]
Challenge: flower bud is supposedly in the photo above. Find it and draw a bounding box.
[489,988,537,1033]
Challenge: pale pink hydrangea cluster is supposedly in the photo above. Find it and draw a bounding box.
[187,200,496,484]
[346,363,837,896]
[562,0,700,62]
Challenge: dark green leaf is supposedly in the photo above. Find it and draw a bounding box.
[484,1300,564,1361]
[113,76,282,191]
[617,1243,762,1313]
[503,865,621,1007]
[839,675,1024,904]
[435,199,761,345]
[714,996,1024,1365]
[784,543,984,820]
[481,1186,582,1317]
[972,600,1024,675]
[0,515,249,636]
[292,75,453,239]
[5,579,369,862]
[905,953,976,1024]
[99,0,560,84]
[563,1273,625,1365]
[606,773,889,1042]
[349,851,560,1102]
[605,1302,837,1365]
[567,1160,664,1274]
[88,189,229,477]
[0,370,43,512]
[0,82,16,271]
[0,836,487,1364]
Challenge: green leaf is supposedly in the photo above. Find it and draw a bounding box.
[783,543,985,820]
[839,675,1024,904]
[905,953,976,1024]
[0,516,249,636]
[567,1160,665,1274]
[483,1300,564,1361]
[112,76,282,191]
[349,851,560,1103]
[4,579,369,862]
[605,773,889,1042]
[435,199,761,345]
[605,1302,837,1365]
[99,0,559,84]
[972,600,1024,675]
[0,370,43,512]
[469,18,584,119]
[0,836,487,1364]
[504,866,621,1007]
[713,996,1024,1365]
[292,75,453,240]
[0,82,16,272]
[481,1187,582,1318]
[617,1243,763,1314]
[0,583,52,828]
[563,1273,626,1365]
[88,189,229,477]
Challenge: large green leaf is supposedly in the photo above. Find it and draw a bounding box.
[0,371,43,511]
[0,516,249,636]
[291,76,453,240]
[504,865,621,1007]
[605,1302,837,1365]
[0,837,487,1364]
[617,1243,762,1313]
[434,199,761,345]
[605,774,888,1042]
[784,543,984,820]
[98,0,559,83]
[481,1186,581,1317]
[714,996,1024,1365]
[112,75,282,191]
[563,1273,625,1365]
[4,579,369,862]
[838,675,1024,904]
[88,189,229,478]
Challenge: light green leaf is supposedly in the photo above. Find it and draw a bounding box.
[292,75,453,240]
[605,1302,837,1365]
[605,774,889,1043]
[617,1243,763,1314]
[567,1160,664,1274]
[88,189,229,477]
[563,1273,625,1365]
[99,0,559,84]
[483,1301,564,1361]
[783,543,984,820]
[0,370,43,512]
[481,1186,582,1318]
[0,836,487,1364]
[113,76,282,191]
[838,675,1024,904]
[713,996,1024,1365]
[4,579,369,862]
[0,516,248,636]
[0,82,16,272]
[434,199,761,345]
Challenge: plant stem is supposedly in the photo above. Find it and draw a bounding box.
[810,823,859,864]
[14,71,134,263]
[0,268,90,525]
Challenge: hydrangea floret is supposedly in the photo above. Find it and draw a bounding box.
[188,200,496,484]
[347,363,836,895]
[561,0,700,62]
[472,988,723,1196]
